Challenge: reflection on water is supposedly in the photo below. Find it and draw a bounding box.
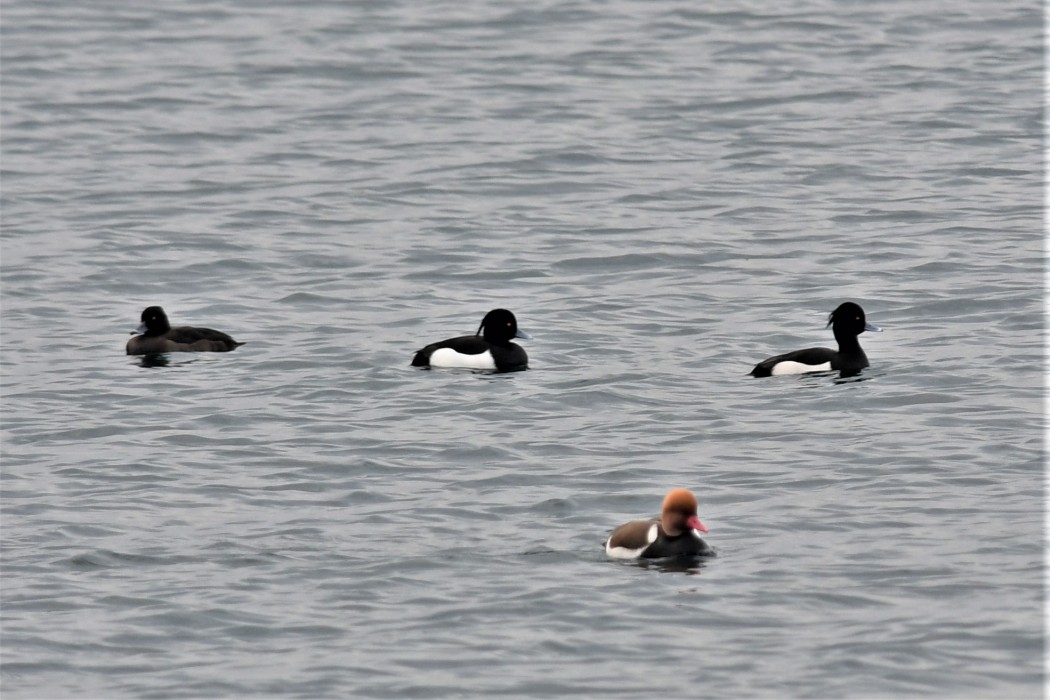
[756,370,875,385]
[133,354,201,369]
[136,353,170,368]
[630,555,714,576]
[833,374,874,385]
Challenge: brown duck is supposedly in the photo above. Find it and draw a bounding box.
[126,306,243,355]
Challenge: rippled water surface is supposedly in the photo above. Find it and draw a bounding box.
[1,0,1043,698]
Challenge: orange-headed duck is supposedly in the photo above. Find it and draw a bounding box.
[605,488,713,560]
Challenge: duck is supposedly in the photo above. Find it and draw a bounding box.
[411,308,530,372]
[126,306,244,355]
[605,489,713,560]
[749,301,881,378]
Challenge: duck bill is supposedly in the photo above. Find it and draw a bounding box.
[130,322,147,336]
[686,515,708,533]
[864,322,882,333]
[515,329,532,340]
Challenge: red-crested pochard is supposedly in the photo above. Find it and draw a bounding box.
[605,488,713,560]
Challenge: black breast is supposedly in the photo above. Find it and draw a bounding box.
[642,529,714,558]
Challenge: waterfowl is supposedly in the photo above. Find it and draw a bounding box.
[126,306,243,355]
[605,489,713,560]
[750,301,881,378]
[411,308,530,372]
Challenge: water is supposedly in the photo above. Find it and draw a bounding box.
[1,0,1043,697]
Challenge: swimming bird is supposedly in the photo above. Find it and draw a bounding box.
[749,301,881,378]
[605,489,713,560]
[126,306,244,355]
[411,308,530,372]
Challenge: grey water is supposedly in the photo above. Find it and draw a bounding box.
[1,0,1043,698]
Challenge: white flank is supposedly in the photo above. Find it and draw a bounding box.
[428,347,497,370]
[771,360,832,376]
[605,523,658,560]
